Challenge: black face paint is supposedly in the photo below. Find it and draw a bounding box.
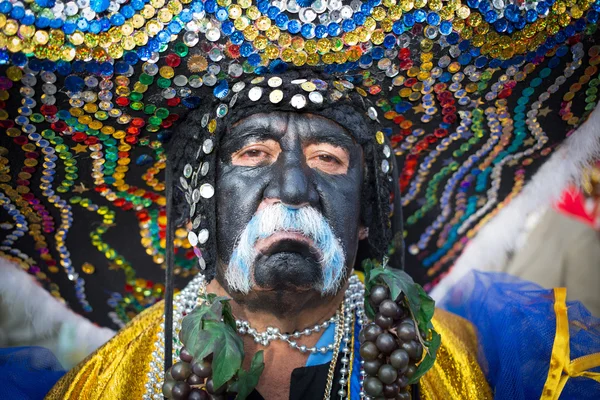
[215,112,364,314]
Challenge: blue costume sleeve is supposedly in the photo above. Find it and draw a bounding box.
[0,346,66,400]
[437,271,600,400]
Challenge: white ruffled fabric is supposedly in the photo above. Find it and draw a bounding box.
[0,257,114,369]
[432,102,600,300]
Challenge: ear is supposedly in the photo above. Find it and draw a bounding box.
[359,226,369,240]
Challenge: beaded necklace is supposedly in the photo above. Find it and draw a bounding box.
[143,274,366,400]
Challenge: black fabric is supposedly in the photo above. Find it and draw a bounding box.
[245,359,339,400]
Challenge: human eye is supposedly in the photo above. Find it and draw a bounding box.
[305,143,349,175]
[231,140,280,167]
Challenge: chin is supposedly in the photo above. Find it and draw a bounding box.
[226,252,338,316]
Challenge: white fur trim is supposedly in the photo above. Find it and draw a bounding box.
[0,257,115,368]
[431,104,600,300]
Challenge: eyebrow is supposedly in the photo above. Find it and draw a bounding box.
[224,116,355,150]
[304,126,355,150]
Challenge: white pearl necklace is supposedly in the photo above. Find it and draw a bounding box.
[142,274,366,400]
[237,315,338,354]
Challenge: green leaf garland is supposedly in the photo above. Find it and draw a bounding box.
[178,294,265,399]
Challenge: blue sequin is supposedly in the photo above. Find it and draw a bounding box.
[478,1,491,13]
[216,7,228,21]
[213,80,229,99]
[439,21,452,35]
[288,20,301,34]
[328,22,341,36]
[504,4,520,22]
[269,59,287,74]
[353,12,366,25]
[0,2,12,13]
[90,0,110,13]
[221,21,234,35]
[205,0,216,13]
[257,0,269,13]
[447,32,459,44]
[342,19,356,32]
[427,12,440,26]
[11,53,27,67]
[494,18,508,33]
[414,9,426,23]
[63,22,77,34]
[22,13,35,26]
[240,42,253,57]
[372,47,384,60]
[230,31,244,44]
[301,23,315,38]
[10,6,25,19]
[35,0,55,7]
[315,24,327,38]
[267,6,279,19]
[248,54,262,66]
[124,52,139,65]
[121,5,135,18]
[393,20,405,34]
[384,34,396,49]
[275,13,288,28]
[0,50,9,65]
[65,76,85,92]
[76,18,89,31]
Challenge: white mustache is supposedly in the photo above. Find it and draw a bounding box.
[226,203,346,295]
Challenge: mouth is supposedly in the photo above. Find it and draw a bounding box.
[255,231,321,260]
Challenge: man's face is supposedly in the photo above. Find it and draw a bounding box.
[214,112,365,313]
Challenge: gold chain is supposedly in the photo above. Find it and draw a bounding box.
[346,312,356,398]
[323,302,345,400]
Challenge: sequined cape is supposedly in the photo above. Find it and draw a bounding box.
[46,304,491,400]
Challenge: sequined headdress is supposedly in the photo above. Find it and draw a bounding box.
[0,0,599,328]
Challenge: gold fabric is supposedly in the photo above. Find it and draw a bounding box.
[420,308,493,400]
[46,303,163,400]
[46,305,492,400]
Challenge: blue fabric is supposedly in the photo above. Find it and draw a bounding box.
[0,346,65,399]
[305,317,362,399]
[306,323,335,367]
[438,270,600,400]
[350,318,361,400]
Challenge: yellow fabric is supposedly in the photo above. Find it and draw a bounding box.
[420,308,493,400]
[46,303,163,400]
[46,304,492,400]
[540,288,600,400]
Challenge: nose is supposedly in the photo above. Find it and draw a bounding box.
[264,152,319,208]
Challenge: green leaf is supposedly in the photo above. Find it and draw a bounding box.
[364,301,376,320]
[222,300,237,330]
[408,329,441,384]
[236,351,265,400]
[180,304,221,361]
[415,286,435,334]
[362,258,374,282]
[211,321,244,388]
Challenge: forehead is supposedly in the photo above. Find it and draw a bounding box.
[229,111,352,139]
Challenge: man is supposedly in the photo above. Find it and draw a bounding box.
[0,0,598,399]
[47,76,492,399]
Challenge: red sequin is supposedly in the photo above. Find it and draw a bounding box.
[165,54,181,67]
[116,97,130,106]
[72,132,88,142]
[166,97,181,107]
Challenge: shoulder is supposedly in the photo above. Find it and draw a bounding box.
[419,309,492,400]
[46,301,164,400]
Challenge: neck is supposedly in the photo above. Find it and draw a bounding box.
[206,279,348,334]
